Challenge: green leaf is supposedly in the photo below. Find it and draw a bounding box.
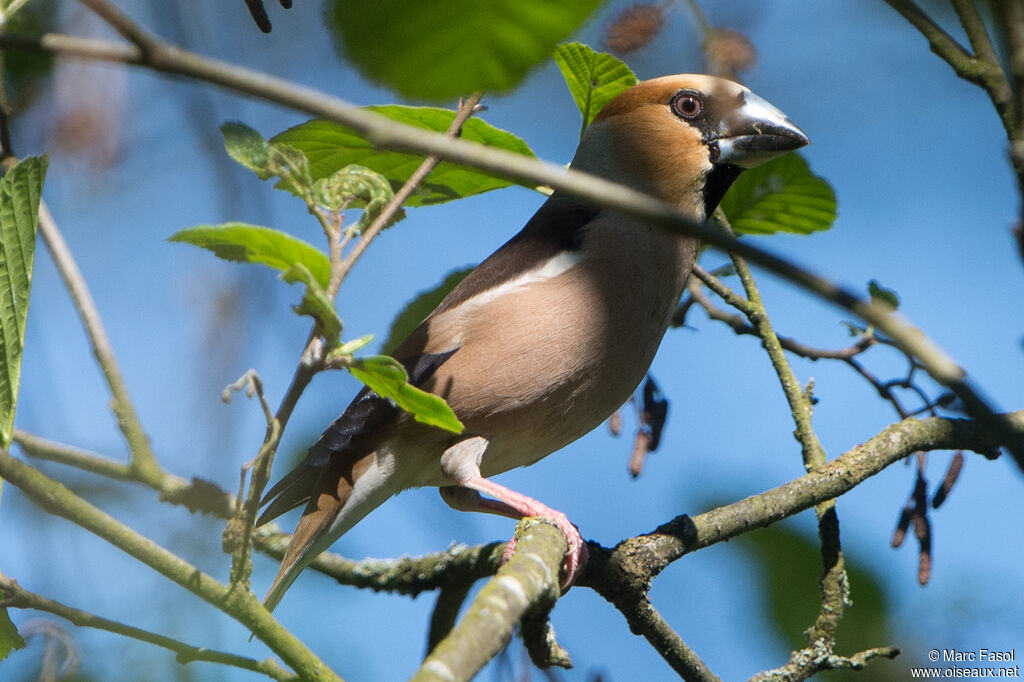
[553,42,638,139]
[382,267,472,355]
[169,223,332,289]
[336,333,375,356]
[273,107,537,206]
[719,154,837,235]
[0,606,25,661]
[327,0,602,100]
[868,279,900,310]
[349,356,463,433]
[313,164,402,231]
[221,124,318,198]
[221,122,272,177]
[0,155,46,450]
[282,264,343,349]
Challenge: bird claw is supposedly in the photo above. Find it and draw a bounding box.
[501,514,589,593]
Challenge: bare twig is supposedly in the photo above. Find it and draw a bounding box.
[709,211,850,666]
[36,201,161,481]
[682,277,876,361]
[77,0,161,55]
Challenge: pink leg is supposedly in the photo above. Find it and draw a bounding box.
[456,474,589,590]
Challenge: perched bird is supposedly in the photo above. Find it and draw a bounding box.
[257,74,808,611]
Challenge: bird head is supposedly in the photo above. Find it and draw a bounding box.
[569,74,809,219]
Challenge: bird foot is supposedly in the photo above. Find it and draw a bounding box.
[501,512,589,592]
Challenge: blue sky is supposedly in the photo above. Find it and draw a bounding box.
[4,1,1023,680]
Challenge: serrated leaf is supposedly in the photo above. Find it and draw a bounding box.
[0,607,25,661]
[327,0,602,100]
[221,122,272,177]
[719,154,837,235]
[382,267,472,355]
[868,279,900,310]
[274,106,538,206]
[553,42,637,139]
[349,356,463,433]
[282,264,343,349]
[168,223,332,289]
[0,155,46,450]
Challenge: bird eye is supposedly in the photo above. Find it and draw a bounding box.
[671,91,703,120]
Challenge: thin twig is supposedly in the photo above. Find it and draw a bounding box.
[683,279,876,360]
[13,428,235,516]
[884,0,1019,184]
[36,201,162,481]
[76,0,161,54]
[710,211,848,659]
[334,92,484,290]
[0,577,296,681]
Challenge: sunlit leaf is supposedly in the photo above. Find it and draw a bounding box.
[553,42,637,139]
[0,606,25,661]
[274,107,537,206]
[336,333,375,356]
[0,155,46,450]
[349,356,463,433]
[720,154,836,235]
[327,0,602,99]
[169,223,332,289]
[221,122,272,177]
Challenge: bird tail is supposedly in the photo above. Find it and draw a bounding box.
[260,449,389,613]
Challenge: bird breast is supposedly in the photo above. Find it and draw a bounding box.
[415,213,696,481]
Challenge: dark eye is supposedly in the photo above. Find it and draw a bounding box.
[671,91,703,120]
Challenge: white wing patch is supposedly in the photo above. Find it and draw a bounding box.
[458,249,584,313]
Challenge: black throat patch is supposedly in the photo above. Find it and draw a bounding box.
[703,163,743,218]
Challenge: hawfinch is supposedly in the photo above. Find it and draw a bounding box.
[258,74,809,611]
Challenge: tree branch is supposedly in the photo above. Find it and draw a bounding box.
[0,449,340,681]
[884,0,1024,201]
[2,26,1015,465]
[12,428,235,517]
[410,519,563,682]
[587,413,1011,585]
[710,211,850,667]
[0,577,296,681]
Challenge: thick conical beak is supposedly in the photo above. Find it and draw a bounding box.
[715,90,809,168]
